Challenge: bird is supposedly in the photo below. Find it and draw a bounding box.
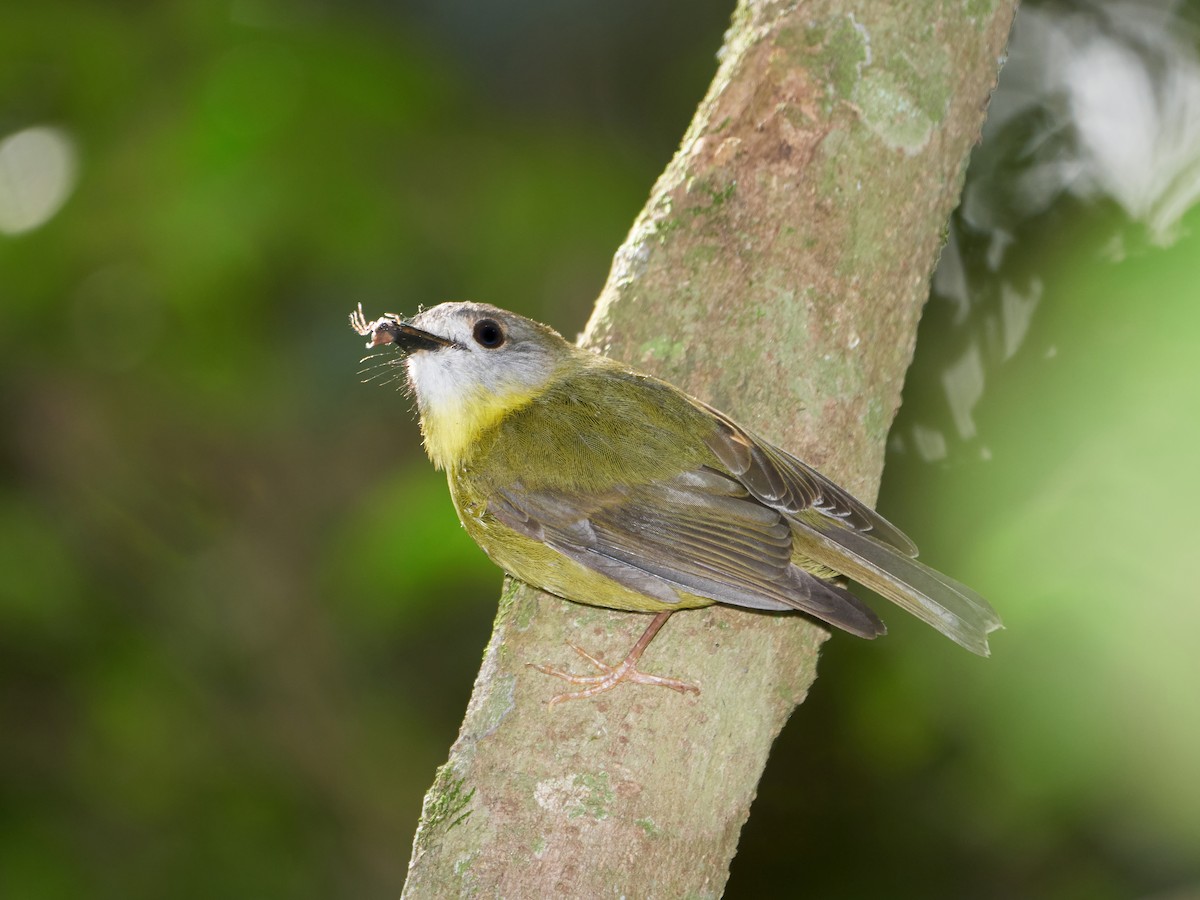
[351,302,1001,705]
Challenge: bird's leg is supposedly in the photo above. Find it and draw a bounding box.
[529,611,700,707]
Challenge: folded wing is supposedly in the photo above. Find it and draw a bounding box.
[698,400,1003,655]
[488,468,885,640]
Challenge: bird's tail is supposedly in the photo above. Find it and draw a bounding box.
[791,521,1003,656]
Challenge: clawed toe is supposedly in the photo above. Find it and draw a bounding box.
[526,612,700,706]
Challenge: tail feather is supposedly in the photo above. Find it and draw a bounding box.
[791,522,1003,656]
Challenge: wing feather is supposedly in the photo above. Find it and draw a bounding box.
[694,398,919,556]
[487,471,885,638]
[686,397,1001,654]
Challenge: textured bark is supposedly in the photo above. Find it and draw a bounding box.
[403,0,1016,896]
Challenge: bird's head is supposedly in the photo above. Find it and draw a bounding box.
[352,301,574,469]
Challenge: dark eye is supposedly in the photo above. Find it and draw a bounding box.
[472,318,505,348]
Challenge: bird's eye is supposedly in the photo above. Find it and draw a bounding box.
[472,319,505,349]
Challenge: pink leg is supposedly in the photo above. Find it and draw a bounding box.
[529,611,700,707]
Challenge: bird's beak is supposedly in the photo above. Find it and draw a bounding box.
[379,321,457,353]
[351,307,457,352]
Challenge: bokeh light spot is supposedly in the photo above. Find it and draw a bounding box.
[0,126,79,235]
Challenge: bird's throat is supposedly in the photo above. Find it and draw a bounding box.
[418,388,539,471]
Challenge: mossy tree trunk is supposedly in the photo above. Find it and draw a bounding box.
[402,0,1016,895]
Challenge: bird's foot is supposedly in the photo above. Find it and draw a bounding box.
[529,644,700,707]
[527,612,699,707]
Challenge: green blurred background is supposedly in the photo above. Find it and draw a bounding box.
[2,1,1198,897]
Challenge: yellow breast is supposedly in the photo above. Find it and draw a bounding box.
[419,388,539,471]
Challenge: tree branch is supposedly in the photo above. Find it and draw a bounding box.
[402,0,1016,895]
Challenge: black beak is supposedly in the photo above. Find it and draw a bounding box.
[378,320,457,352]
[350,307,457,352]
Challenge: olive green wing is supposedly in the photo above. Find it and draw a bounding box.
[487,467,885,640]
[697,400,1002,656]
